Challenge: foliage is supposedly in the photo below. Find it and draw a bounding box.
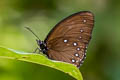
[0,47,83,80]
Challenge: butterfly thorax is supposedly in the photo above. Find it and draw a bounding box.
[36,40,48,54]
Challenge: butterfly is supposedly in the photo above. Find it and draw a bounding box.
[25,11,94,68]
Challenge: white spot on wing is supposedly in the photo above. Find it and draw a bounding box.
[73,42,77,46]
[77,47,80,51]
[80,29,84,32]
[83,19,87,23]
[80,59,82,61]
[72,59,75,63]
[64,39,68,43]
[79,36,82,39]
[76,60,79,63]
[75,53,79,57]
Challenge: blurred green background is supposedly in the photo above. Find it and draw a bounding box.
[0,0,120,80]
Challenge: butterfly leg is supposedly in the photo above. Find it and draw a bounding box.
[33,47,41,53]
[38,48,42,54]
[33,47,39,53]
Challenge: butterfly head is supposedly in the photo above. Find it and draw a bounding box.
[25,27,48,54]
[36,40,48,54]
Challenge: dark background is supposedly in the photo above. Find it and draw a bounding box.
[0,0,120,80]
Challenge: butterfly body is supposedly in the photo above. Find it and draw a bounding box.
[36,40,48,54]
[26,11,94,68]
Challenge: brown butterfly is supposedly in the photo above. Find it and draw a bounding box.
[26,11,94,68]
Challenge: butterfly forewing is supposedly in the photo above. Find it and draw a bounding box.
[45,11,94,67]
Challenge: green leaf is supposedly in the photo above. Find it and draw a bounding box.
[0,46,83,80]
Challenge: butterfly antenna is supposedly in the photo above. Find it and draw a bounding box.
[25,27,40,40]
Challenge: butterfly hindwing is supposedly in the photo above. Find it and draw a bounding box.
[47,37,87,67]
